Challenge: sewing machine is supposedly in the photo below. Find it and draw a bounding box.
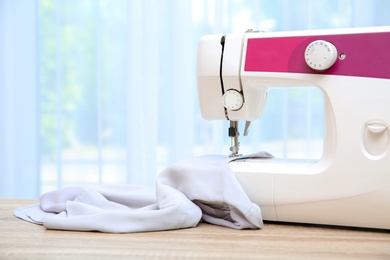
[197,26,390,230]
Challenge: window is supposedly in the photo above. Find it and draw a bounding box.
[1,0,389,198]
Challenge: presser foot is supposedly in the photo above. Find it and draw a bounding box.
[229,142,242,157]
[229,152,242,158]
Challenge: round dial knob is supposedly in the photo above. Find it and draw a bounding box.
[305,40,338,71]
[222,89,244,111]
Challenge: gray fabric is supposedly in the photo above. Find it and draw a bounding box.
[14,153,272,233]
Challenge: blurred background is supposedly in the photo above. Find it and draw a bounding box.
[1,0,389,198]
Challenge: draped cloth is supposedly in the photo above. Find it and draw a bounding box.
[14,153,272,233]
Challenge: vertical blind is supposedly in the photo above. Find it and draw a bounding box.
[1,0,389,198]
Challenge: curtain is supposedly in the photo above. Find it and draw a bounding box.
[1,0,389,198]
[0,0,39,198]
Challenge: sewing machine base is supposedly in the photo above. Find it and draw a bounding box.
[231,159,390,230]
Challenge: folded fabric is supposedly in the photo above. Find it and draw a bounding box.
[14,152,272,233]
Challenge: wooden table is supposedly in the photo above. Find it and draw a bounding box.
[1,199,389,259]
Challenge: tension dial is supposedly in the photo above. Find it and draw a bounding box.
[222,89,244,111]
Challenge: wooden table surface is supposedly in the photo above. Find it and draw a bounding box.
[1,199,389,259]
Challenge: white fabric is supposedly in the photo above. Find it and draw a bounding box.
[14,153,272,233]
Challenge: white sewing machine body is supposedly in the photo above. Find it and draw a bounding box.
[197,27,390,230]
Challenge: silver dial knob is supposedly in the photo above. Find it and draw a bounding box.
[223,89,244,111]
[305,40,338,71]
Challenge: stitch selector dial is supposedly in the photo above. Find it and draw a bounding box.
[223,89,244,111]
[305,40,338,71]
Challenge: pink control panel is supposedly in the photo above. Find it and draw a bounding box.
[244,32,390,79]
